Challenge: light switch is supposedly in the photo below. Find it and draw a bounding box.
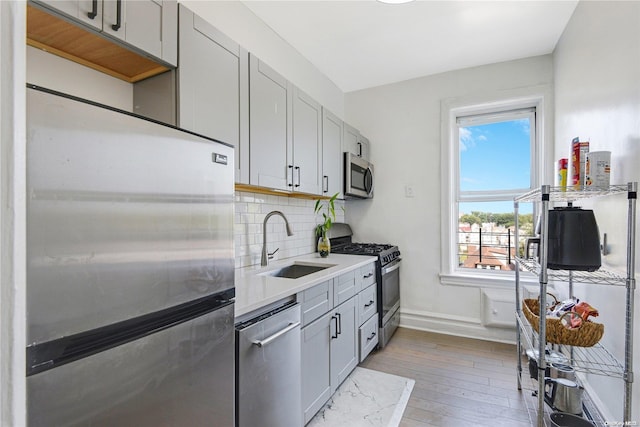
[405,185,415,198]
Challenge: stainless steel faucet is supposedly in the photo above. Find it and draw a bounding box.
[261,211,294,266]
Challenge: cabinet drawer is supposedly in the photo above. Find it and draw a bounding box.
[357,283,377,327]
[358,262,376,292]
[333,270,356,307]
[359,314,379,362]
[300,280,334,326]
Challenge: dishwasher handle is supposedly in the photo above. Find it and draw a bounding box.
[252,322,301,348]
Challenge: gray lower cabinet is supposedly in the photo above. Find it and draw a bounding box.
[33,0,177,66]
[356,281,379,362]
[301,310,332,424]
[334,269,356,306]
[177,5,248,183]
[302,297,358,425]
[330,297,358,391]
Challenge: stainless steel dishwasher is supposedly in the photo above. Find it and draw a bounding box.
[235,301,301,427]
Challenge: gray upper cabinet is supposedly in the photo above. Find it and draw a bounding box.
[103,0,177,66]
[177,5,248,183]
[321,108,343,198]
[357,134,370,161]
[343,121,370,161]
[34,0,103,30]
[249,55,323,195]
[249,54,291,190]
[343,122,360,157]
[34,0,177,66]
[292,88,322,195]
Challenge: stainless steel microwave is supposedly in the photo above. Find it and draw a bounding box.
[344,152,374,199]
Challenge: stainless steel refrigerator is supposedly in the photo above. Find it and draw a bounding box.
[25,85,235,426]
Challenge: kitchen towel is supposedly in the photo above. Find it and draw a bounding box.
[307,367,415,427]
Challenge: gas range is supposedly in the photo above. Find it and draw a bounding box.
[331,243,400,266]
[328,224,400,266]
[327,223,401,349]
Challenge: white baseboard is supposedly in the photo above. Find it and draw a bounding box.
[399,308,517,344]
[577,373,615,424]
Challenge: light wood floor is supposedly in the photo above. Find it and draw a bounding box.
[360,327,534,427]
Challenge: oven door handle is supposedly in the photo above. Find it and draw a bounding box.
[381,259,401,275]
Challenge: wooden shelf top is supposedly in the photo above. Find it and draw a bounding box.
[27,4,169,83]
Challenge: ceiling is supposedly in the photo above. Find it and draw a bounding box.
[241,0,579,93]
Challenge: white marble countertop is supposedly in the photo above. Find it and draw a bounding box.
[235,253,377,318]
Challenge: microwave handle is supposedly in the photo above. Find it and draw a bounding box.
[364,168,373,194]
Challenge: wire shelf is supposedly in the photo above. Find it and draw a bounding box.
[516,311,624,378]
[517,365,607,427]
[514,184,631,203]
[515,257,627,286]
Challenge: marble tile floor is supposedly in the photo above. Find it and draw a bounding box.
[307,367,415,427]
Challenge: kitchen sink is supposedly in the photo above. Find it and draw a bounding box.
[261,263,334,279]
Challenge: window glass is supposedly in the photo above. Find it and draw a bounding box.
[457,201,534,271]
[459,119,531,192]
[455,108,536,272]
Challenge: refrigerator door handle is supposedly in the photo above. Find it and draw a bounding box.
[252,322,300,348]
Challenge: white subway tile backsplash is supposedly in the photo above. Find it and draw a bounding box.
[234,191,345,268]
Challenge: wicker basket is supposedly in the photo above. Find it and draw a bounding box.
[522,298,604,347]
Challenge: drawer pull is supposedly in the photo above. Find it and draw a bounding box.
[363,273,374,279]
[364,300,375,308]
[366,331,376,342]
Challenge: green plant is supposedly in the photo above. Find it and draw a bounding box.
[314,192,339,238]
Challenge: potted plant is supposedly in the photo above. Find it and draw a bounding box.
[314,192,339,257]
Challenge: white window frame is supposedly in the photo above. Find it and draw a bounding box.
[440,87,551,288]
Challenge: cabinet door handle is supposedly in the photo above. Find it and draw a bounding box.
[323,175,328,193]
[288,165,293,187]
[294,166,301,188]
[364,300,374,308]
[357,142,362,157]
[336,312,342,335]
[366,331,376,342]
[87,0,98,19]
[111,0,122,31]
[331,315,338,339]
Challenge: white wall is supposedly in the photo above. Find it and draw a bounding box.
[26,46,133,111]
[178,1,345,119]
[344,55,554,342]
[553,1,640,420]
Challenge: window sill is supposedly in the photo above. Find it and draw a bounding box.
[439,270,538,289]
